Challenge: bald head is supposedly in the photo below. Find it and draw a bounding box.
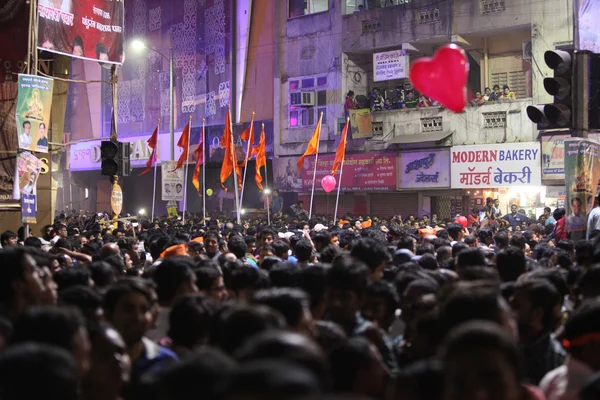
[99,243,120,259]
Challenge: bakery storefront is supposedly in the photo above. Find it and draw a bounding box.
[450,142,543,219]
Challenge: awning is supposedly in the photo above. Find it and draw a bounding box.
[389,131,453,144]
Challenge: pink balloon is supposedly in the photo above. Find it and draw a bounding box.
[321,175,337,193]
[409,43,470,113]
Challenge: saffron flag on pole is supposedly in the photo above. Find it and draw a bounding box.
[254,124,267,190]
[138,124,159,176]
[238,113,255,167]
[220,109,242,190]
[172,120,191,171]
[297,114,323,169]
[332,118,349,175]
[192,123,204,194]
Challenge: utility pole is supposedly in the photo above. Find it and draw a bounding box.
[573,50,590,138]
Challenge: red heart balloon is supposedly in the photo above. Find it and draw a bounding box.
[409,44,469,113]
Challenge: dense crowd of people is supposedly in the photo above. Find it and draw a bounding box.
[2,200,600,400]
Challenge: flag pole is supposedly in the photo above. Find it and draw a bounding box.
[182,115,192,225]
[202,118,207,223]
[263,124,271,225]
[333,118,349,224]
[230,110,241,224]
[151,119,160,221]
[239,112,254,215]
[334,159,345,224]
[308,112,323,220]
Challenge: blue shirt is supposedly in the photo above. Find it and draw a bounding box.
[131,337,178,382]
[272,196,283,213]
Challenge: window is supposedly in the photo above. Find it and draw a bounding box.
[421,117,443,133]
[289,75,329,128]
[483,112,506,128]
[417,8,440,24]
[481,0,505,14]
[344,0,411,14]
[491,71,527,99]
[289,0,328,18]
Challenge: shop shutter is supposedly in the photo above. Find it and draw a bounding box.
[312,194,354,217]
[369,193,418,219]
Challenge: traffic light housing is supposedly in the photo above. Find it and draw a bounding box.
[527,49,573,130]
[101,140,131,176]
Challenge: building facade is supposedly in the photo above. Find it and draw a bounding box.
[273,0,573,220]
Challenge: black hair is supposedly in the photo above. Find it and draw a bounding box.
[95,42,108,58]
[228,267,270,295]
[451,242,468,257]
[564,299,600,349]
[446,224,463,241]
[53,267,91,292]
[366,280,399,313]
[22,120,31,128]
[418,253,438,271]
[295,239,313,263]
[494,232,509,248]
[252,288,310,328]
[194,267,222,291]
[272,240,290,259]
[416,243,435,256]
[23,236,42,249]
[168,294,219,349]
[11,306,86,352]
[350,237,389,273]
[58,286,102,321]
[0,248,32,304]
[88,261,116,288]
[152,257,195,303]
[328,337,375,392]
[228,235,248,259]
[327,255,369,297]
[0,343,78,400]
[515,278,561,331]
[0,230,17,245]
[496,247,526,282]
[269,262,300,288]
[456,247,486,269]
[296,265,327,315]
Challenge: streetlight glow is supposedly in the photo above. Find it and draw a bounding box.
[138,208,146,215]
[131,39,146,52]
[264,188,272,195]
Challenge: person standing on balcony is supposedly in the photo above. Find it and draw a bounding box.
[501,85,516,100]
[371,89,384,111]
[483,87,492,101]
[488,85,502,101]
[404,90,419,108]
[344,91,356,117]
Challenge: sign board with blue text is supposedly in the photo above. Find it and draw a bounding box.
[399,150,450,189]
[451,143,542,188]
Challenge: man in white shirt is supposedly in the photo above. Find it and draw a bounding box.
[586,194,600,240]
[19,121,32,148]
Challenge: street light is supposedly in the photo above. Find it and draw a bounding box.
[138,208,146,216]
[130,39,175,160]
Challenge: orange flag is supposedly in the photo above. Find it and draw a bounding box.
[332,118,349,175]
[139,124,159,175]
[220,109,242,190]
[238,113,255,167]
[254,124,267,190]
[191,122,204,194]
[172,119,191,171]
[297,113,322,170]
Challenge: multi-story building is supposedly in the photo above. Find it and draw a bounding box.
[273,0,573,221]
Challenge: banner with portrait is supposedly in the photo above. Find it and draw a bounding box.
[37,0,124,64]
[564,138,600,240]
[349,109,373,139]
[161,161,184,201]
[15,74,54,153]
[13,152,43,204]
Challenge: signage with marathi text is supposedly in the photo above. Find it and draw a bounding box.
[399,150,450,188]
[373,50,408,82]
[451,143,541,188]
[16,74,54,153]
[37,0,124,64]
[541,133,600,181]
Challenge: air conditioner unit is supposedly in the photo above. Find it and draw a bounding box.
[522,41,532,61]
[301,91,315,106]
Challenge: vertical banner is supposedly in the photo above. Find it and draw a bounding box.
[349,109,373,139]
[14,152,43,223]
[564,138,600,240]
[575,0,600,54]
[16,74,54,153]
[21,194,37,224]
[37,0,125,64]
[161,161,184,201]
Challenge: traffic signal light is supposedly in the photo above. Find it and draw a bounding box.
[101,140,131,176]
[526,49,573,130]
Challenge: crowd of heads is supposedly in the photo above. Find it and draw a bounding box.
[2,206,600,400]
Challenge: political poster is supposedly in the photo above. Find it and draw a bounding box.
[349,109,373,139]
[162,161,184,201]
[564,138,600,240]
[13,152,43,203]
[37,0,124,64]
[15,74,54,153]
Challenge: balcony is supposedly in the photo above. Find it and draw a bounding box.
[341,0,452,53]
[368,98,536,150]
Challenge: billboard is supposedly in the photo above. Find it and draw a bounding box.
[37,0,124,64]
[15,74,54,153]
[399,150,450,188]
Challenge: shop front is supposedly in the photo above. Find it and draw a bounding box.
[450,142,543,220]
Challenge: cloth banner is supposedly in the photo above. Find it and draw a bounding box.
[21,194,37,224]
[16,74,54,153]
[564,138,600,240]
[161,161,184,201]
[37,0,124,64]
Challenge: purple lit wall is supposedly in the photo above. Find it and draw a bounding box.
[114,0,234,137]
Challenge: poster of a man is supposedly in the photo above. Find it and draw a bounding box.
[19,121,32,147]
[37,122,49,150]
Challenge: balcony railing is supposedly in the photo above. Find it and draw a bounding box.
[368,98,536,149]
